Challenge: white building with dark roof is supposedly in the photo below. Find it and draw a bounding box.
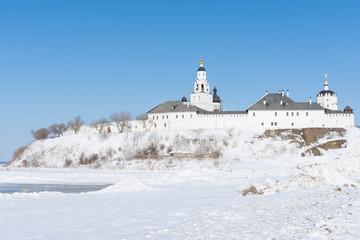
[146,59,354,131]
[65,59,355,135]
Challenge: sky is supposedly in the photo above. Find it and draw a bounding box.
[0,0,359,162]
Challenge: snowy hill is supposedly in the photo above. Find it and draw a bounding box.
[8,127,354,170]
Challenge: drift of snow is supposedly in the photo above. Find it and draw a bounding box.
[1,127,360,239]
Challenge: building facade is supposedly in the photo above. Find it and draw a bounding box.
[146,60,354,131]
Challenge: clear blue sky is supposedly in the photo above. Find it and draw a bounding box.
[1,0,359,162]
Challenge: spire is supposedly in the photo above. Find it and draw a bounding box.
[200,58,204,67]
[324,73,329,90]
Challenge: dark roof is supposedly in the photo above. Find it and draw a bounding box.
[325,108,353,114]
[344,105,354,113]
[181,96,187,102]
[199,110,247,115]
[197,67,206,72]
[213,87,221,103]
[147,101,204,114]
[247,93,325,111]
[317,90,336,96]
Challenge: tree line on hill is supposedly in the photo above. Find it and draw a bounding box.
[31,111,151,140]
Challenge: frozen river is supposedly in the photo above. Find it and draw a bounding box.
[1,166,360,239]
[0,183,111,194]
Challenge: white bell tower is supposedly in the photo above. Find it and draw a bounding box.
[316,74,338,110]
[190,59,214,111]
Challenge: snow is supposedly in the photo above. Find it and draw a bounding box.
[1,127,360,239]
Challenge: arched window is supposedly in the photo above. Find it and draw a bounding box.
[201,84,204,91]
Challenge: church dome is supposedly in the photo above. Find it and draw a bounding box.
[181,96,187,102]
[317,90,336,97]
[197,66,206,72]
[213,86,221,103]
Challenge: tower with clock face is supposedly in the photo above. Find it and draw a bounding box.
[190,59,214,111]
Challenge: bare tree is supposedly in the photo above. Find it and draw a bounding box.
[49,123,68,136]
[110,112,131,133]
[136,114,154,131]
[31,128,51,140]
[92,118,109,133]
[68,116,85,134]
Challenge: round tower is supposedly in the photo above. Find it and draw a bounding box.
[316,74,338,110]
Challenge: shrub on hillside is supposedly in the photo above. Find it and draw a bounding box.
[64,159,73,168]
[5,145,28,166]
[79,153,99,165]
[31,128,51,140]
[68,116,85,134]
[49,123,68,136]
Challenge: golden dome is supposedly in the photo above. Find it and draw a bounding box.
[200,59,204,65]
[325,73,328,84]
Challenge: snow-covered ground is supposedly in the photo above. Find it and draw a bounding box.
[1,128,360,239]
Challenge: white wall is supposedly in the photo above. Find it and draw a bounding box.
[190,92,214,111]
[317,93,338,110]
[64,109,354,136]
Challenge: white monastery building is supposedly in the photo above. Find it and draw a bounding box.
[69,59,354,134]
[146,59,354,131]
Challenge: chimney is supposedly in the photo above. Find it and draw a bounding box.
[280,100,283,105]
[263,100,267,105]
[265,91,268,95]
[287,89,289,97]
[309,97,312,104]
[278,90,281,94]
[187,101,189,108]
[282,90,284,97]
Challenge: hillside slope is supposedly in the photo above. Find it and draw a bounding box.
[6,127,356,171]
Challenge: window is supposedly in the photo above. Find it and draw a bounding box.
[176,115,178,119]
[291,112,294,116]
[291,123,294,126]
[154,124,157,128]
[261,122,264,126]
[164,123,166,127]
[182,115,184,118]
[275,122,277,126]
[271,122,274,126]
[275,112,277,116]
[201,84,204,91]
[286,112,289,116]
[253,112,255,116]
[166,115,168,119]
[153,116,155,120]
[162,115,164,119]
[190,114,192,118]
[296,112,299,116]
[306,112,309,116]
[156,116,158,119]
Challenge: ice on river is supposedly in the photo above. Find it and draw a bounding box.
[0,166,359,240]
